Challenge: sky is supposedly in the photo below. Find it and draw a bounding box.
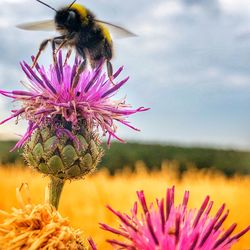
[1,0,250,149]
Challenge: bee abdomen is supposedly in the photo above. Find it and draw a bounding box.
[76,28,112,60]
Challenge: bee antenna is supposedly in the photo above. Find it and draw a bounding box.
[68,0,77,10]
[35,0,57,12]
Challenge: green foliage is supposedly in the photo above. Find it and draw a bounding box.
[101,142,250,176]
[0,141,250,176]
[0,141,23,165]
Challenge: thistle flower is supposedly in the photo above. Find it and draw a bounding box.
[0,52,147,149]
[101,186,250,250]
[0,52,147,208]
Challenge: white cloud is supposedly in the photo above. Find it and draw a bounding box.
[224,74,250,87]
[0,18,10,28]
[152,1,183,18]
[0,0,23,3]
[219,0,250,13]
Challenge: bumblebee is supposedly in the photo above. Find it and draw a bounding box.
[17,0,135,80]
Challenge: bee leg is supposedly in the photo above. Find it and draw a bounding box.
[55,33,76,55]
[51,39,59,64]
[107,60,115,85]
[72,59,87,89]
[54,39,68,55]
[32,39,51,68]
[51,35,66,64]
[64,49,73,66]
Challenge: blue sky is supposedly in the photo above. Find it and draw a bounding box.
[1,0,250,149]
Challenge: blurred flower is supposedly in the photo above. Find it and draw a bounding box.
[0,52,148,150]
[101,186,250,250]
[0,187,90,250]
[88,238,97,250]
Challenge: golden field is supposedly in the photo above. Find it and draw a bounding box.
[0,162,249,250]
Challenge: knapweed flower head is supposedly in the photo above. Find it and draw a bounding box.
[101,186,250,250]
[0,52,148,180]
[0,52,148,150]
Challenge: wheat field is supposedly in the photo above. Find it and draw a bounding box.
[0,162,249,249]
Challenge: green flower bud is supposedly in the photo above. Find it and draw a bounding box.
[23,119,103,180]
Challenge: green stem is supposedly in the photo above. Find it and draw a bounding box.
[49,176,65,209]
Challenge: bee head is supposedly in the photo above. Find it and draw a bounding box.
[55,9,82,31]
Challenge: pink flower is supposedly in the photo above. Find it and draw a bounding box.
[0,52,148,150]
[100,186,250,250]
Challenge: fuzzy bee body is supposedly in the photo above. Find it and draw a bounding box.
[17,1,135,79]
[55,3,113,69]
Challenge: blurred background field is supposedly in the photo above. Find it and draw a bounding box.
[0,162,249,249]
[1,140,250,176]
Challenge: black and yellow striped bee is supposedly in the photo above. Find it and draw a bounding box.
[17,0,135,81]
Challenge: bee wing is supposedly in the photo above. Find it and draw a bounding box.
[95,20,137,39]
[16,19,56,31]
